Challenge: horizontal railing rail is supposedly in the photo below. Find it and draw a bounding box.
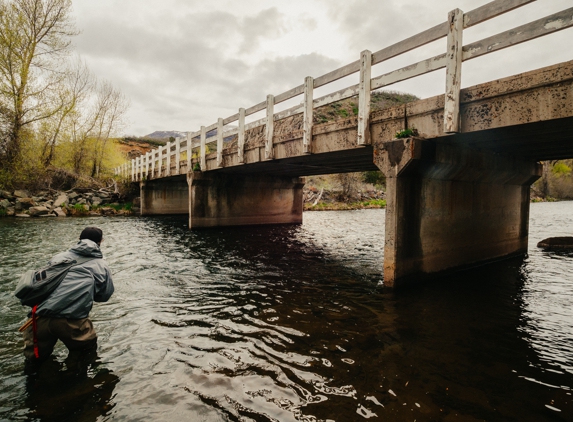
[113,0,573,182]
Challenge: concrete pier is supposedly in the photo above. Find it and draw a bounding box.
[187,172,305,228]
[140,176,189,215]
[374,137,541,287]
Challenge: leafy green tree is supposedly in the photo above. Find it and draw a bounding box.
[0,0,77,174]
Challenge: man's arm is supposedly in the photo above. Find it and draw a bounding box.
[94,263,114,302]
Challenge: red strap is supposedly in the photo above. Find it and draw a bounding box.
[31,305,39,359]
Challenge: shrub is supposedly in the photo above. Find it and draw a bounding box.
[553,162,572,176]
[362,171,385,186]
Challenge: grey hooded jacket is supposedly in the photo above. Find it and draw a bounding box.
[36,239,114,319]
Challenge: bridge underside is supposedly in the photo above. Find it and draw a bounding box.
[140,60,573,287]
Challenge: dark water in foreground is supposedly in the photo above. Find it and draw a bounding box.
[0,203,572,421]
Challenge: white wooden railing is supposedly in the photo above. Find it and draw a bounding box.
[114,0,573,181]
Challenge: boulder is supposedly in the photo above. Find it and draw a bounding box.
[28,206,50,217]
[100,207,116,216]
[53,193,68,207]
[68,192,79,200]
[13,190,30,198]
[15,213,30,218]
[0,199,11,209]
[1,191,14,200]
[537,237,573,250]
[5,207,15,216]
[53,207,67,217]
[16,198,35,209]
[92,197,103,206]
[40,213,57,217]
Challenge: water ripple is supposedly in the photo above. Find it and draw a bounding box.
[1,207,573,420]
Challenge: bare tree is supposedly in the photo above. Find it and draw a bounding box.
[40,58,94,167]
[89,81,129,177]
[61,78,128,176]
[0,0,77,170]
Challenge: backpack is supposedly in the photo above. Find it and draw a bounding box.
[14,256,96,307]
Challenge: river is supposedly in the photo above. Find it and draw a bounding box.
[0,202,572,421]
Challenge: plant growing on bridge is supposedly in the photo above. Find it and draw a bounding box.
[395,127,418,139]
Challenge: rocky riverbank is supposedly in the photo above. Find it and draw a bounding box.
[0,188,139,218]
[303,185,386,211]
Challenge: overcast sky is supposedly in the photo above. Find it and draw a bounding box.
[71,0,572,137]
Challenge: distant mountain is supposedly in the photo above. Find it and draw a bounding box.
[144,130,187,140]
[145,125,237,143]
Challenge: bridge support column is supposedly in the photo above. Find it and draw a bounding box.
[187,172,304,228]
[374,137,541,288]
[140,176,189,215]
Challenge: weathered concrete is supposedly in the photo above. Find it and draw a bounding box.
[187,171,304,228]
[374,137,541,287]
[140,177,189,215]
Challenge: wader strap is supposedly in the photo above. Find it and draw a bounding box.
[31,305,39,359]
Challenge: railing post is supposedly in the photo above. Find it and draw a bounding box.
[265,94,274,160]
[358,49,372,146]
[303,76,314,154]
[175,137,181,174]
[165,142,172,176]
[158,145,163,177]
[151,150,156,179]
[186,133,192,171]
[216,118,224,167]
[444,8,463,133]
[145,152,149,179]
[200,125,206,171]
[238,108,245,164]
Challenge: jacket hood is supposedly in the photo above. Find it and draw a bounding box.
[69,239,103,258]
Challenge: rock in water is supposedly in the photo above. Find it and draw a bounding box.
[537,237,573,250]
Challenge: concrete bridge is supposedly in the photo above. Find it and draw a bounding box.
[115,0,573,287]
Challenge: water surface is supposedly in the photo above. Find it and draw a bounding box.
[0,203,572,421]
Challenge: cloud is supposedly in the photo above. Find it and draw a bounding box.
[70,2,345,134]
[239,8,287,53]
[70,0,573,135]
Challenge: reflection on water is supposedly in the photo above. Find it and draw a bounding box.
[0,203,572,421]
[24,351,118,422]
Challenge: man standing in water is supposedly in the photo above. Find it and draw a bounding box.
[22,227,114,362]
